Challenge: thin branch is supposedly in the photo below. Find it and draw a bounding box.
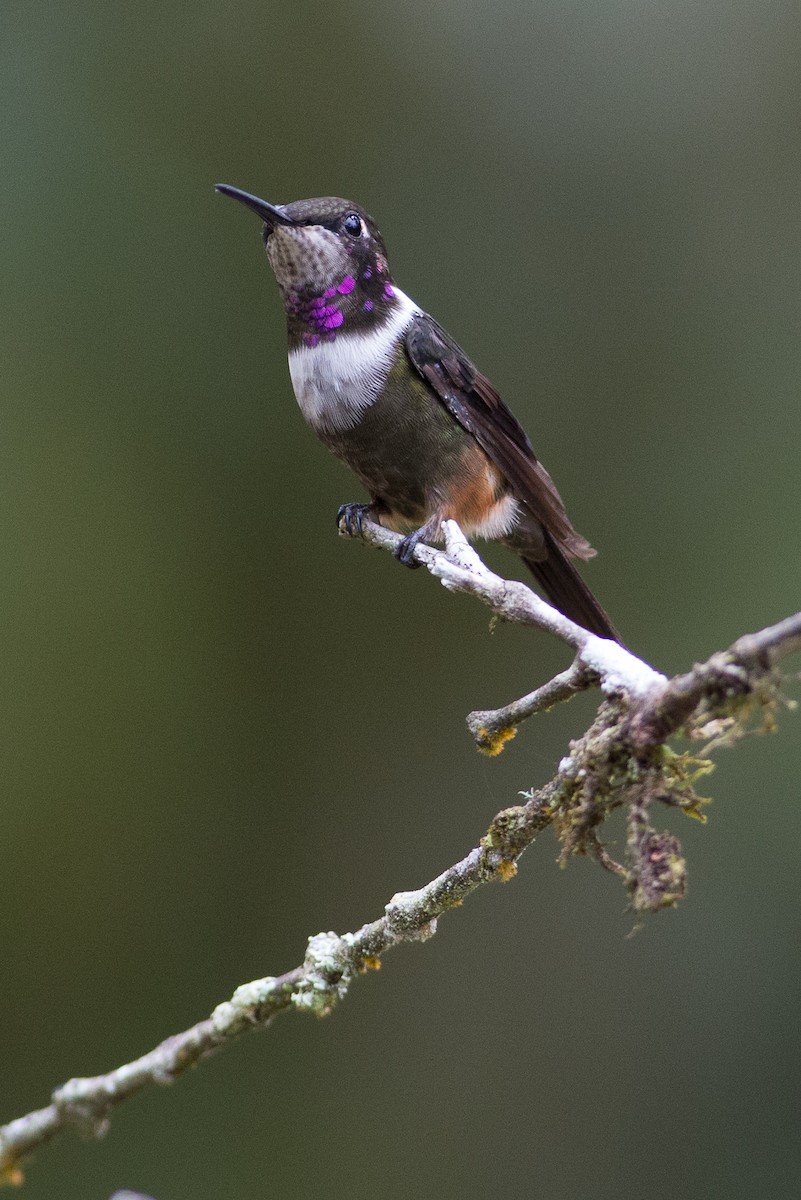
[2,526,799,1187]
[733,611,801,662]
[467,660,595,754]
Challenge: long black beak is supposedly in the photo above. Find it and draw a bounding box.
[214,184,294,227]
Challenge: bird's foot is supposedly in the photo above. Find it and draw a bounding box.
[336,502,373,538]
[394,528,425,569]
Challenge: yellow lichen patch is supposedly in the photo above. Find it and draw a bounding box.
[477,725,517,756]
[359,956,382,973]
[682,795,712,823]
[0,1164,24,1188]
[496,859,518,883]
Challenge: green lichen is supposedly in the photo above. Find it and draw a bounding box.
[292,932,351,1017]
[536,660,798,913]
[537,700,708,910]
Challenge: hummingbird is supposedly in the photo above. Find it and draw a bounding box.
[215,185,620,642]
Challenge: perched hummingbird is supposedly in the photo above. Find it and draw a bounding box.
[216,185,620,642]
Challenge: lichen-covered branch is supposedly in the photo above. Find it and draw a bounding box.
[1,526,798,1188]
[0,793,555,1187]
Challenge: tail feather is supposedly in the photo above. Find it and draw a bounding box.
[521,533,621,643]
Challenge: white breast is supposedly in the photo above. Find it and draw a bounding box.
[288,288,419,433]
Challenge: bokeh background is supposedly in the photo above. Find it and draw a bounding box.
[3,2,801,1197]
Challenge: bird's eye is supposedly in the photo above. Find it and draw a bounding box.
[343,212,363,237]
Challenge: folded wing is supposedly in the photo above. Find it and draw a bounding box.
[404,313,594,560]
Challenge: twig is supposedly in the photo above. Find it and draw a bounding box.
[467,660,595,754]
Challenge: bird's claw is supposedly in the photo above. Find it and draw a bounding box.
[337,502,372,538]
[394,530,424,569]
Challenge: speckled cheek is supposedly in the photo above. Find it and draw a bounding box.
[266,225,347,298]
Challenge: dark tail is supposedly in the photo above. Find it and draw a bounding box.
[521,533,621,643]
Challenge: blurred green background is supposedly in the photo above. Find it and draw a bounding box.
[3,1,801,1197]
